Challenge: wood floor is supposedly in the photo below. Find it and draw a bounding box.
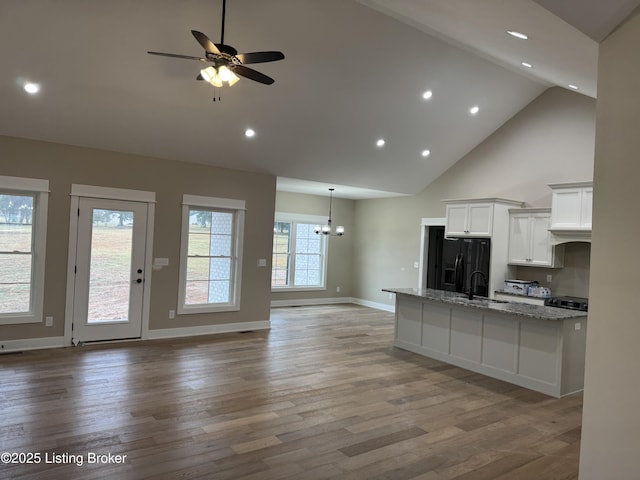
[0,304,582,480]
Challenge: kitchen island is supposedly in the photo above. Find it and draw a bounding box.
[383,287,588,397]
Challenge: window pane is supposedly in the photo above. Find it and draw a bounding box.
[183,206,238,309]
[87,210,133,324]
[0,252,32,313]
[187,257,211,281]
[272,219,325,289]
[0,194,35,314]
[0,284,30,313]
[0,195,34,253]
[210,234,231,256]
[185,280,208,305]
[0,253,32,283]
[189,211,212,232]
[209,257,231,281]
[212,211,233,234]
[208,280,230,303]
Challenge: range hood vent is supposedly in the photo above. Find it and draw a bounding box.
[548,228,591,246]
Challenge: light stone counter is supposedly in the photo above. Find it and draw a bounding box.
[384,287,587,397]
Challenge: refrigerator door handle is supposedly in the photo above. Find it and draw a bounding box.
[454,253,464,292]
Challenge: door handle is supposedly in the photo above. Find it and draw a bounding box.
[137,269,143,274]
[136,278,142,284]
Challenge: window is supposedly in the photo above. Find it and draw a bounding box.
[272,214,327,290]
[178,195,245,314]
[0,176,49,325]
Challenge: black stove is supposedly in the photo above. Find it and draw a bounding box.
[544,296,589,312]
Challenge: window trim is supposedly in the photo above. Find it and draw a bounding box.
[177,195,245,314]
[272,212,328,291]
[0,175,49,325]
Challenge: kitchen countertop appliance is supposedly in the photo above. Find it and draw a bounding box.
[544,295,589,312]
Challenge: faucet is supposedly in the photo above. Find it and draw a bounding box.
[468,270,488,300]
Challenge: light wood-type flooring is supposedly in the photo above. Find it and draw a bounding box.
[0,304,582,479]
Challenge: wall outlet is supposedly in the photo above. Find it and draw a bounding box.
[168,310,175,319]
[45,316,53,327]
[257,258,267,267]
[336,286,341,293]
[413,261,419,269]
[575,322,581,331]
[546,274,553,283]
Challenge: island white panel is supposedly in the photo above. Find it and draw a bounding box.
[518,320,561,385]
[450,307,482,363]
[421,301,451,354]
[482,313,519,374]
[396,297,422,347]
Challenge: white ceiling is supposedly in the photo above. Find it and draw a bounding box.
[1,1,637,199]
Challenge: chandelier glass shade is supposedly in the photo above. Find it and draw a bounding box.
[314,188,345,236]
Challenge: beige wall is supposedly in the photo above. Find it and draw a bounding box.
[515,242,591,298]
[0,135,275,342]
[272,191,354,302]
[353,87,596,305]
[579,10,640,479]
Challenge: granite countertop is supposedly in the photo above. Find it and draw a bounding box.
[382,287,588,321]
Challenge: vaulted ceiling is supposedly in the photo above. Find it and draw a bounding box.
[2,1,638,198]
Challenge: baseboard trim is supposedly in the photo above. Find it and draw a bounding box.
[271,297,355,307]
[351,298,395,313]
[144,320,270,340]
[0,336,68,353]
[271,297,395,313]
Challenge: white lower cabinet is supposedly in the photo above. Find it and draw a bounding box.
[508,209,564,267]
[393,295,586,398]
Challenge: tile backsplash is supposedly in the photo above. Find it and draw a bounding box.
[515,242,591,298]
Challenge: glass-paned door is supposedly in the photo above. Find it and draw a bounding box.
[72,198,148,342]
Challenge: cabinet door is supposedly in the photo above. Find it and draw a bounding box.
[467,203,493,236]
[508,213,530,265]
[445,204,469,236]
[529,214,553,266]
[581,187,593,228]
[551,188,582,228]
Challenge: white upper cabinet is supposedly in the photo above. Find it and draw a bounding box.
[549,182,593,230]
[445,202,493,236]
[508,209,564,268]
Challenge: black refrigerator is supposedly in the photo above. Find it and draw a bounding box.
[441,237,491,297]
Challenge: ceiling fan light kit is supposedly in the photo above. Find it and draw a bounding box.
[147,0,284,96]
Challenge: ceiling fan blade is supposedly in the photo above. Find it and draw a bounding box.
[236,51,285,65]
[191,30,221,55]
[148,51,206,62]
[231,64,275,85]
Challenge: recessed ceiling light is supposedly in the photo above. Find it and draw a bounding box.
[422,150,431,158]
[568,84,579,90]
[24,82,40,94]
[245,128,255,138]
[469,106,480,115]
[422,90,433,100]
[376,139,385,147]
[507,30,528,40]
[521,62,533,68]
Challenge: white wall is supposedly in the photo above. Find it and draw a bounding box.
[579,10,640,479]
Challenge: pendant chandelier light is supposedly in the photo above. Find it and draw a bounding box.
[314,188,345,236]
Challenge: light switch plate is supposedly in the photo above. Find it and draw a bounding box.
[154,257,169,267]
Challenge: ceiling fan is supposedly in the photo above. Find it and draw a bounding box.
[147,0,284,88]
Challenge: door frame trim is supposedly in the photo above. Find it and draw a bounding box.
[64,185,156,345]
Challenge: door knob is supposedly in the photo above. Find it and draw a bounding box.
[137,269,143,274]
[136,278,142,284]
